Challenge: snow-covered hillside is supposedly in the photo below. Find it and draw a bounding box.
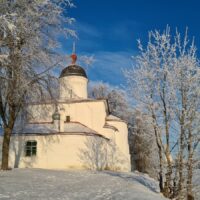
[0,169,167,200]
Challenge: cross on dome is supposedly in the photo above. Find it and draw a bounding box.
[70,42,77,64]
[60,42,87,79]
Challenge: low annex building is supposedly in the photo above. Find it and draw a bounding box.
[0,53,131,171]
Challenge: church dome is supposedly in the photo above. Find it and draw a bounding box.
[59,64,87,78]
[52,107,60,120]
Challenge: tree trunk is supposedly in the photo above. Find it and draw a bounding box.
[186,129,193,199]
[178,83,187,198]
[177,122,185,199]
[156,131,164,192]
[151,111,164,192]
[159,152,164,192]
[165,121,172,198]
[162,98,172,197]
[1,127,12,170]
[160,73,172,197]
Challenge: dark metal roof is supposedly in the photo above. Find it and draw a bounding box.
[59,64,87,78]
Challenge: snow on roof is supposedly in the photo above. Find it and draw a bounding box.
[13,123,56,134]
[106,115,121,120]
[13,122,109,140]
[103,123,119,131]
[63,122,97,134]
[106,115,125,123]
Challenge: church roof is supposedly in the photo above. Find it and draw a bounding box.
[106,115,126,123]
[59,64,87,78]
[13,122,109,140]
[103,123,119,132]
[59,51,87,79]
[106,115,121,120]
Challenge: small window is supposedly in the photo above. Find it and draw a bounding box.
[25,141,37,157]
[66,116,70,122]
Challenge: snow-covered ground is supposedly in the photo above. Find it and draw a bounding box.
[0,169,167,200]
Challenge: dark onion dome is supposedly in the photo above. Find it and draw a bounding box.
[59,64,87,78]
[52,111,60,120]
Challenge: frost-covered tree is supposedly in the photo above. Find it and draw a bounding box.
[124,27,200,199]
[130,110,158,176]
[172,32,200,199]
[0,0,75,170]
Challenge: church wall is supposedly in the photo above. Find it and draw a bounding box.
[59,101,107,131]
[0,135,104,169]
[7,100,131,171]
[27,101,108,132]
[105,121,131,171]
[59,76,88,99]
[0,134,130,171]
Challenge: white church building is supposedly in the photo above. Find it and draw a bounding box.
[0,53,131,172]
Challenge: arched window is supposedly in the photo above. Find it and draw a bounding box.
[25,141,37,157]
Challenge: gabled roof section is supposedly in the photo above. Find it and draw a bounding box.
[103,123,119,132]
[13,122,109,140]
[106,115,126,123]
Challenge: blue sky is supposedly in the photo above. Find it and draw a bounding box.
[62,0,200,86]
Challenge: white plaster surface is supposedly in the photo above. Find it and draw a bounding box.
[59,76,88,99]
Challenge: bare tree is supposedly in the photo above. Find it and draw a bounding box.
[0,0,75,170]
[124,27,200,199]
[172,32,200,199]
